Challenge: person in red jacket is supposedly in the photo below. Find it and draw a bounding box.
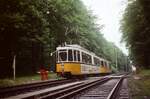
[40,67,48,80]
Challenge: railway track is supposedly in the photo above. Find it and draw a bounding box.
[5,77,110,99]
[0,79,77,98]
[2,74,129,99]
[74,75,129,99]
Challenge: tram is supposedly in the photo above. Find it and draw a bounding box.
[56,44,111,78]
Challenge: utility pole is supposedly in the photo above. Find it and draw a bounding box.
[115,48,118,71]
[126,56,128,72]
[12,55,16,80]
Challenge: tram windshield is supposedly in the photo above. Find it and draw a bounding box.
[57,49,80,62]
[58,50,67,61]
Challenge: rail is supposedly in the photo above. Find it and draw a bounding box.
[107,77,124,99]
[41,77,110,99]
[4,74,128,99]
[0,79,75,98]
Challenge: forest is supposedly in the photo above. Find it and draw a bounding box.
[121,0,150,69]
[0,0,129,78]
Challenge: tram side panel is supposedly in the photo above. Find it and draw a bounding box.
[56,62,111,76]
[101,65,112,73]
[99,66,108,73]
[80,64,100,74]
[56,63,111,76]
[56,63,81,75]
[56,63,101,76]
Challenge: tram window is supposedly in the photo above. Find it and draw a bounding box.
[77,51,80,62]
[108,63,110,68]
[82,52,92,64]
[87,54,92,64]
[101,61,104,66]
[56,51,58,62]
[94,57,97,65]
[94,57,100,66]
[74,50,77,61]
[107,63,109,67]
[68,50,73,61]
[105,62,107,67]
[94,58,96,65]
[82,52,86,63]
[59,51,67,61]
[99,60,101,65]
[90,56,92,64]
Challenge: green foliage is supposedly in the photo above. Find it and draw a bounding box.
[128,69,150,99]
[121,0,150,68]
[0,0,128,78]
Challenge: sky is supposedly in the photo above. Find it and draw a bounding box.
[81,0,128,55]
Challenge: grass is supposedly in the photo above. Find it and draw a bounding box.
[0,72,61,88]
[128,69,150,99]
[139,69,150,76]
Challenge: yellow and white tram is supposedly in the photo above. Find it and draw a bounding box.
[56,44,111,77]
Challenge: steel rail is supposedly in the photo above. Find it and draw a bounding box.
[106,76,124,99]
[55,75,126,99]
[40,77,110,99]
[0,79,75,98]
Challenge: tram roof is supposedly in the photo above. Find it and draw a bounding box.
[57,44,110,62]
[57,44,93,53]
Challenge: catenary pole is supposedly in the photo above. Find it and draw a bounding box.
[13,55,16,80]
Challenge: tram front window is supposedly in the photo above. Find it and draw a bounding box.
[59,51,67,61]
[68,50,73,61]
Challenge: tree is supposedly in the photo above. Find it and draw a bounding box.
[0,0,128,78]
[121,0,150,68]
